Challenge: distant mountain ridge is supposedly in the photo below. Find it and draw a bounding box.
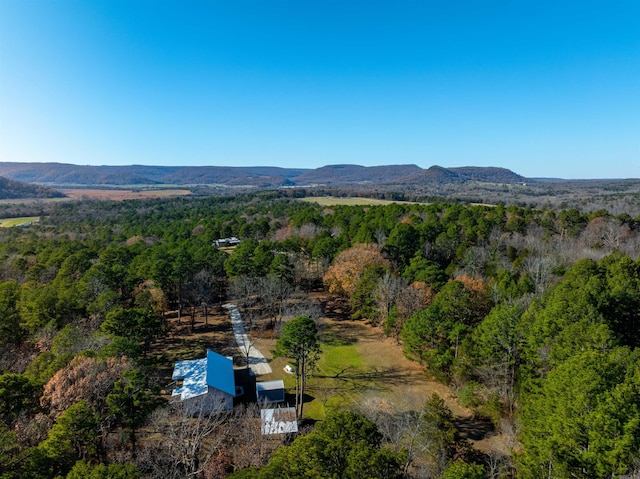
[0,162,529,188]
[294,164,424,184]
[402,166,527,184]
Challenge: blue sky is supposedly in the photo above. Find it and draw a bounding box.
[0,1,638,179]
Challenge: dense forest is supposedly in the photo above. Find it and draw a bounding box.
[0,191,639,478]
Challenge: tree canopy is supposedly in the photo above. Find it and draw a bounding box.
[273,315,320,419]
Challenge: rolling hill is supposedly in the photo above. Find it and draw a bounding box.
[0,176,66,199]
[293,164,424,184]
[400,165,528,185]
[0,162,530,188]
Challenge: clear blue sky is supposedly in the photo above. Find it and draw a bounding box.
[1,1,638,179]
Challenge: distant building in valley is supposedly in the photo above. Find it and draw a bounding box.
[214,237,241,247]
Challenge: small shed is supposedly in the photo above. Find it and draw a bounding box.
[256,380,285,404]
[261,407,298,435]
[171,350,236,415]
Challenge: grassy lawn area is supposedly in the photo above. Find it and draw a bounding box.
[0,216,40,227]
[148,295,502,454]
[255,330,375,421]
[305,342,366,420]
[253,339,368,420]
[252,297,465,422]
[149,299,469,423]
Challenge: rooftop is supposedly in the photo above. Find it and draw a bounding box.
[261,407,298,435]
[256,380,285,393]
[172,350,236,400]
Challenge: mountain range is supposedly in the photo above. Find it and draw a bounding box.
[0,162,528,189]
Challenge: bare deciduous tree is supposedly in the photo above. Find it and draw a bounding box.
[373,272,406,327]
[230,274,297,328]
[281,300,323,336]
[193,269,218,326]
[522,255,554,294]
[383,281,434,340]
[293,254,329,290]
[140,397,234,479]
[485,451,514,479]
[359,393,457,478]
[221,403,284,472]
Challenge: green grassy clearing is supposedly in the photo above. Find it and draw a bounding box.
[0,216,40,227]
[304,342,374,420]
[262,320,420,421]
[266,341,369,421]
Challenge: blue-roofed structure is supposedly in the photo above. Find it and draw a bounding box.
[171,350,236,414]
[256,380,285,404]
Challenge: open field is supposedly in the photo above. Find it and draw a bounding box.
[300,196,421,207]
[0,216,40,227]
[60,188,192,201]
[0,188,193,205]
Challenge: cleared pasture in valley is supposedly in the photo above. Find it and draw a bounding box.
[60,188,192,201]
[301,196,421,206]
[0,188,192,205]
[0,216,40,227]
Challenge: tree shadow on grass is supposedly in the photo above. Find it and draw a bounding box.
[322,334,358,346]
[171,319,232,336]
[313,365,416,394]
[319,319,386,345]
[454,415,495,441]
[153,334,234,360]
[319,297,351,322]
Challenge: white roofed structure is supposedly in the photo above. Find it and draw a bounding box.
[171,350,236,414]
[261,407,298,435]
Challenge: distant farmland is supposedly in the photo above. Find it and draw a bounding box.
[59,188,192,201]
[300,196,420,206]
[0,216,40,227]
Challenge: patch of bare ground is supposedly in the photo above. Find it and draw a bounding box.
[149,306,238,386]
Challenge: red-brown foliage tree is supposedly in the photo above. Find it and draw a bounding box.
[41,356,131,417]
[323,243,391,298]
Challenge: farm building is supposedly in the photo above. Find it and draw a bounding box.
[261,407,298,435]
[171,350,236,415]
[256,380,285,404]
[214,236,241,247]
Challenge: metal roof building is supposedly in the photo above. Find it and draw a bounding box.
[256,379,285,404]
[261,407,298,435]
[171,350,236,413]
